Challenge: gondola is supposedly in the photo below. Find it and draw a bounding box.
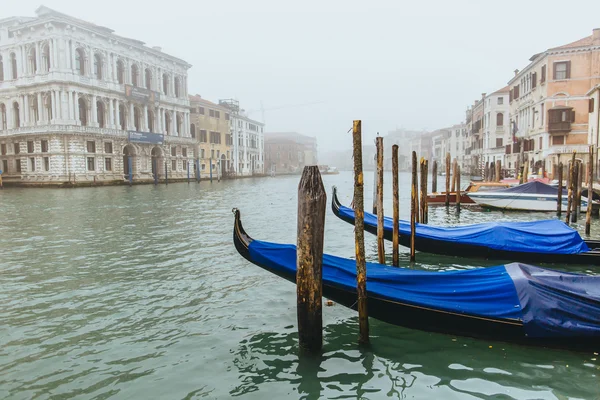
[232,209,600,350]
[332,186,600,265]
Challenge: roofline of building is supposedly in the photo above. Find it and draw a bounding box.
[189,96,230,111]
[587,84,600,96]
[7,6,191,69]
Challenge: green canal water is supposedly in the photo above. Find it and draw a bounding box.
[1,171,599,399]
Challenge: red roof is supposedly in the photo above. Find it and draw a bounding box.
[550,35,594,50]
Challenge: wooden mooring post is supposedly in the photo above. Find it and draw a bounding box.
[566,152,576,224]
[495,160,501,182]
[523,160,529,183]
[352,120,369,344]
[445,153,451,207]
[432,160,438,193]
[392,145,399,267]
[450,158,456,194]
[419,159,428,224]
[296,166,326,353]
[572,160,580,223]
[586,146,594,235]
[456,164,461,211]
[576,161,584,219]
[410,151,417,262]
[376,137,385,264]
[557,162,563,217]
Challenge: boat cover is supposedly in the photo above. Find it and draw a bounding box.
[494,181,567,195]
[336,205,590,254]
[248,239,600,338]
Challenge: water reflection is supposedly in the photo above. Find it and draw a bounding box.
[230,319,600,399]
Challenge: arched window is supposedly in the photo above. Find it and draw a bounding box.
[145,68,152,90]
[41,44,51,72]
[190,123,196,139]
[116,60,125,84]
[119,103,127,130]
[75,48,85,75]
[78,97,88,126]
[0,104,6,130]
[148,110,154,132]
[174,77,181,98]
[10,53,18,79]
[496,113,504,126]
[0,56,4,82]
[44,94,52,122]
[97,100,106,128]
[162,73,169,95]
[134,107,142,131]
[28,47,37,74]
[131,64,139,87]
[165,112,171,134]
[94,53,103,80]
[176,113,182,135]
[13,102,20,128]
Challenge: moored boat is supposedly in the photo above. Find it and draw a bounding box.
[467,181,592,211]
[232,209,600,350]
[332,186,600,265]
[428,181,511,205]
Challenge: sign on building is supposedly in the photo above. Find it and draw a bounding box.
[128,131,164,145]
[125,85,160,104]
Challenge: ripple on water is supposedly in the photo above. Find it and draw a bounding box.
[1,173,600,399]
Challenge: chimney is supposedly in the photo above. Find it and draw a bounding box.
[593,28,600,45]
[481,93,486,99]
[514,69,519,76]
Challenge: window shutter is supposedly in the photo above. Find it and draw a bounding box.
[532,72,537,88]
[541,65,546,83]
[553,62,558,80]
[590,98,595,113]
[571,110,576,122]
[566,61,571,79]
[509,89,513,102]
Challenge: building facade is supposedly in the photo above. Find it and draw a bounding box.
[0,6,193,185]
[480,87,510,171]
[508,28,600,178]
[264,132,317,174]
[219,99,264,176]
[189,95,232,179]
[589,85,600,175]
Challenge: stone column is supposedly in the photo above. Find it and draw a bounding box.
[173,110,178,136]
[24,95,30,126]
[70,40,76,72]
[35,42,41,74]
[52,38,58,70]
[37,92,42,125]
[18,96,25,127]
[91,95,98,127]
[55,90,62,121]
[108,98,114,129]
[67,90,74,120]
[74,92,80,123]
[115,101,121,130]
[129,102,134,130]
[143,105,148,132]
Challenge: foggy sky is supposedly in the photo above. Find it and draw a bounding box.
[4,0,600,153]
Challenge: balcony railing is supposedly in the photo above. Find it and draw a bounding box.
[548,121,571,133]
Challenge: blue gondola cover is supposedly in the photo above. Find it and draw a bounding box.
[336,205,589,254]
[495,181,567,195]
[248,239,600,338]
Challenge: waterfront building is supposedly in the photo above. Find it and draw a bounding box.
[264,132,317,174]
[0,6,193,185]
[436,124,468,172]
[588,84,600,175]
[219,99,264,176]
[480,87,510,171]
[189,95,232,178]
[507,28,600,177]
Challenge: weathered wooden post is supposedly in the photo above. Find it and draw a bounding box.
[411,151,417,262]
[420,159,428,224]
[456,164,461,211]
[496,160,502,182]
[566,152,576,224]
[586,147,594,235]
[128,156,133,186]
[414,157,420,224]
[445,153,451,207]
[523,160,529,183]
[450,158,456,193]
[572,160,580,222]
[153,159,158,185]
[209,159,213,183]
[352,120,369,344]
[576,161,584,219]
[542,161,546,180]
[484,162,489,182]
[392,145,399,266]
[432,160,438,193]
[296,166,326,353]
[165,161,168,185]
[376,137,385,264]
[557,162,563,217]
[187,161,190,184]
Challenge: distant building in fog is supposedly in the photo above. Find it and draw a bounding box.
[264,132,317,174]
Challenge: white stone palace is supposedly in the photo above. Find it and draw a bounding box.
[0,6,194,185]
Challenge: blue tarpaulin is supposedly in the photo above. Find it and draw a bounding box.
[337,205,590,254]
[248,239,600,338]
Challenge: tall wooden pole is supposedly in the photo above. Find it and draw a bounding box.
[456,164,461,211]
[376,137,385,264]
[392,145,399,266]
[419,158,425,223]
[296,166,326,353]
[572,161,580,223]
[484,162,490,182]
[496,160,501,182]
[432,160,438,193]
[410,151,417,262]
[576,161,583,220]
[586,146,594,235]
[352,120,369,344]
[445,153,451,207]
[523,160,529,183]
[421,159,428,224]
[566,152,576,224]
[450,158,456,193]
[557,162,563,217]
